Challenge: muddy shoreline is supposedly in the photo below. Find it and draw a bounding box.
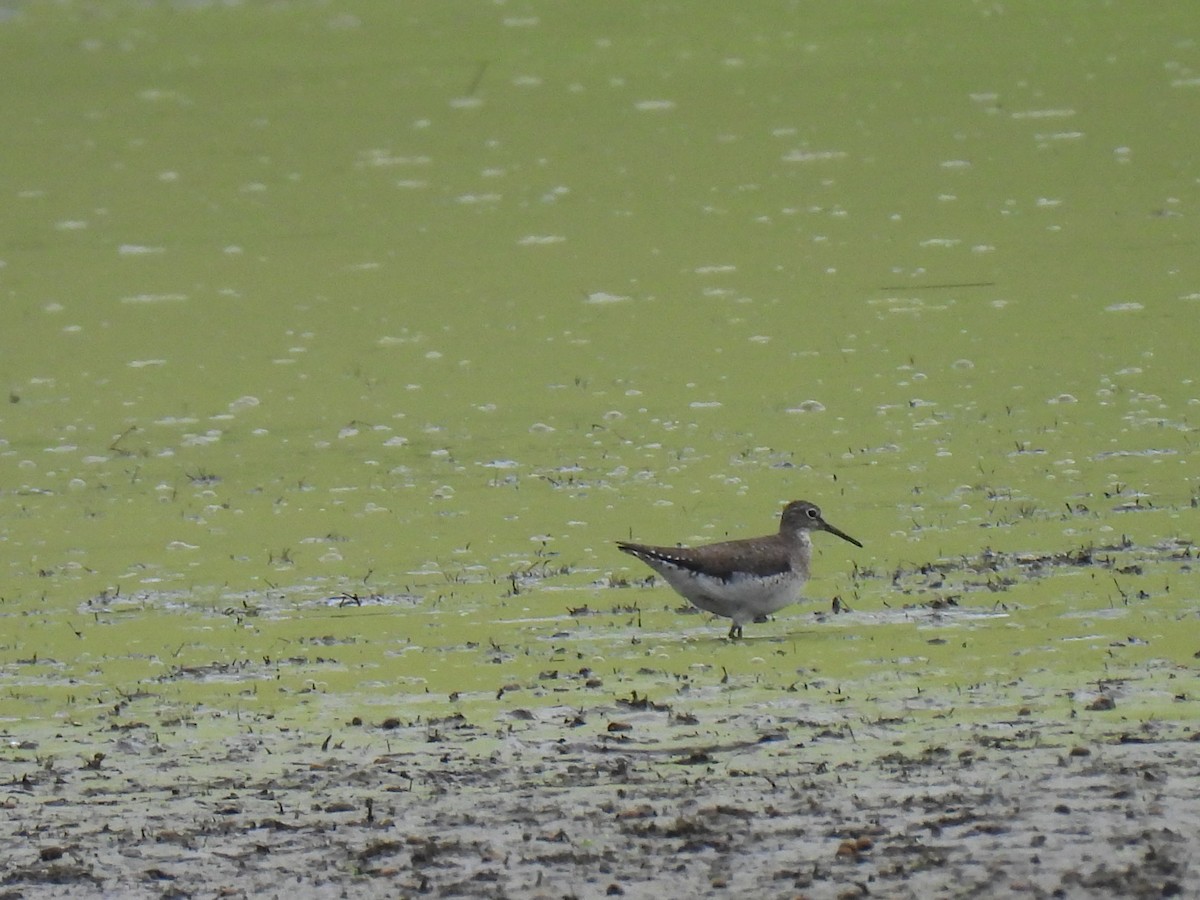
[5,701,1197,900]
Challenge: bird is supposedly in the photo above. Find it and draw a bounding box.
[616,500,862,639]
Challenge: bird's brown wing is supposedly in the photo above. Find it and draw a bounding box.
[617,539,792,581]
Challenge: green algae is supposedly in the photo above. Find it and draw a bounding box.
[2,1,1198,767]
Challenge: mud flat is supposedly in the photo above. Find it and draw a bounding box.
[5,693,1197,900]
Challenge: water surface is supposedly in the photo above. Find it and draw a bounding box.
[1,1,1196,745]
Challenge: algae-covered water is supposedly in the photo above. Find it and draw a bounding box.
[2,0,1197,830]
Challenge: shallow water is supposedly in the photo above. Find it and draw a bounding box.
[1,2,1197,753]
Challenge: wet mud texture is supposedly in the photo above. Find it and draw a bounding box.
[4,712,1197,900]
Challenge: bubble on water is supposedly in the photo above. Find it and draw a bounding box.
[182,431,222,446]
[122,294,186,304]
[1011,108,1076,119]
[786,400,825,413]
[456,193,501,205]
[782,149,847,163]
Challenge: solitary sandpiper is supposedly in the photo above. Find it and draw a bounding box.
[616,500,862,639]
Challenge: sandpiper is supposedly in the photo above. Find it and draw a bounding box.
[616,500,862,639]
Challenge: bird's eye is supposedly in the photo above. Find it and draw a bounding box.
[806,507,818,518]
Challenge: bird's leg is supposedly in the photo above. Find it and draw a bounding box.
[728,622,743,640]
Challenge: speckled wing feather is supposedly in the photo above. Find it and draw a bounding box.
[616,539,793,581]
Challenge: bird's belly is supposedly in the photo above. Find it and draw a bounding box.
[666,570,804,621]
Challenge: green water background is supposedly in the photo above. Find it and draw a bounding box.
[2,1,1197,744]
